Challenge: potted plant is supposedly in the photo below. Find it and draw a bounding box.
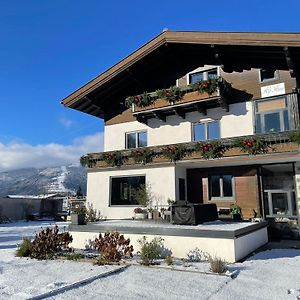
[71,206,86,225]
[147,208,154,219]
[252,209,264,222]
[230,204,242,221]
[134,207,147,219]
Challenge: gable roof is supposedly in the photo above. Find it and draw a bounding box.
[61,31,300,119]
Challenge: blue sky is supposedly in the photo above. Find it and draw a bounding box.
[0,0,299,170]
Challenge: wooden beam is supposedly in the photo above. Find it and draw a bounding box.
[173,108,185,119]
[210,44,225,70]
[194,104,207,115]
[136,115,148,125]
[284,47,300,88]
[153,112,166,122]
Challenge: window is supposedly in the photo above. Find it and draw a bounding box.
[126,131,147,149]
[193,121,220,141]
[259,69,278,82]
[208,175,234,200]
[189,68,218,84]
[255,98,290,133]
[110,176,145,206]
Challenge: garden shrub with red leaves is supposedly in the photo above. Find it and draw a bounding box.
[93,232,134,264]
[29,225,73,260]
[195,141,225,159]
[234,138,269,155]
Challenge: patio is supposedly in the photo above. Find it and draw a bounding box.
[69,220,268,262]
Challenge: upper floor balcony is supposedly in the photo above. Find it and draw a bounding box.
[81,131,300,169]
[125,77,233,124]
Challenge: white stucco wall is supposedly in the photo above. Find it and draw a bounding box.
[104,102,254,151]
[87,166,176,219]
[70,226,268,263]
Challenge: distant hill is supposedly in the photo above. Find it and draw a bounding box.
[0,165,87,197]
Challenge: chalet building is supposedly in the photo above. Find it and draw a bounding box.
[62,31,300,239]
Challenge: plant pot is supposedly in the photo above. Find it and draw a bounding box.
[71,213,86,225]
[135,213,147,220]
[232,213,242,221]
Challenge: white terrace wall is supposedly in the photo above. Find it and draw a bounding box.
[87,166,176,220]
[104,102,254,152]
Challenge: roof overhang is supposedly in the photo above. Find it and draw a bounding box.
[61,31,300,120]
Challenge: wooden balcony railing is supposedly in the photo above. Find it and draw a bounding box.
[124,78,232,124]
[80,131,300,169]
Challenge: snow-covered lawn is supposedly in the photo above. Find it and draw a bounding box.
[1,221,300,300]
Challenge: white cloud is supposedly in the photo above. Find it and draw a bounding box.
[0,132,104,171]
[59,117,76,129]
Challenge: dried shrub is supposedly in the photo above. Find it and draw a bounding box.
[86,203,102,222]
[209,256,227,274]
[93,232,134,263]
[165,255,173,266]
[138,236,164,266]
[30,226,73,260]
[16,238,32,257]
[187,247,209,262]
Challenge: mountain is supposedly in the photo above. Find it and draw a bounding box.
[0,165,87,197]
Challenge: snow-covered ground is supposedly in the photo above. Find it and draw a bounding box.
[1,221,300,300]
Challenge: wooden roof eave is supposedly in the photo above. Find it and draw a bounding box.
[61,31,300,115]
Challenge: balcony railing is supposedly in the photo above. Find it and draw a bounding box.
[124,78,232,124]
[81,131,300,169]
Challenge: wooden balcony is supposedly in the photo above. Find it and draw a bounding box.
[128,78,232,124]
[82,131,300,169]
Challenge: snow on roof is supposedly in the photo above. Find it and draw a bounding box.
[7,194,64,199]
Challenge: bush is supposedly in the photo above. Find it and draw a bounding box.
[138,236,164,266]
[30,226,73,260]
[65,253,85,261]
[209,256,227,274]
[187,247,209,262]
[85,203,102,222]
[93,232,133,263]
[16,238,32,257]
[165,255,173,266]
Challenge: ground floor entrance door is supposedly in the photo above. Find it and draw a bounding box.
[261,164,299,239]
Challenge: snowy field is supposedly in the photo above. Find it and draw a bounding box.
[1,221,300,299]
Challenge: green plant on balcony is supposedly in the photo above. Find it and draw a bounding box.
[288,131,300,144]
[234,138,269,155]
[102,151,127,167]
[161,144,189,162]
[156,86,183,103]
[80,155,89,167]
[125,92,154,108]
[195,141,225,159]
[188,78,219,95]
[131,148,155,164]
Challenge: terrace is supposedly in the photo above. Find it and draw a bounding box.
[81,131,300,169]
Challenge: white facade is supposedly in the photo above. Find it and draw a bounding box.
[104,102,254,151]
[87,166,176,219]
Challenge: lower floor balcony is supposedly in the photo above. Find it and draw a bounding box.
[81,131,300,169]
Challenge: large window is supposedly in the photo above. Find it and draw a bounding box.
[255,98,290,133]
[193,121,220,141]
[208,174,234,200]
[189,68,218,84]
[110,176,145,206]
[126,131,147,149]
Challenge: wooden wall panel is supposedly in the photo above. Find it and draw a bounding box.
[187,166,261,219]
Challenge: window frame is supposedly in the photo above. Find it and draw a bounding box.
[254,97,290,134]
[208,174,235,201]
[259,69,279,83]
[187,67,219,85]
[109,174,146,207]
[125,130,147,149]
[192,120,221,142]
